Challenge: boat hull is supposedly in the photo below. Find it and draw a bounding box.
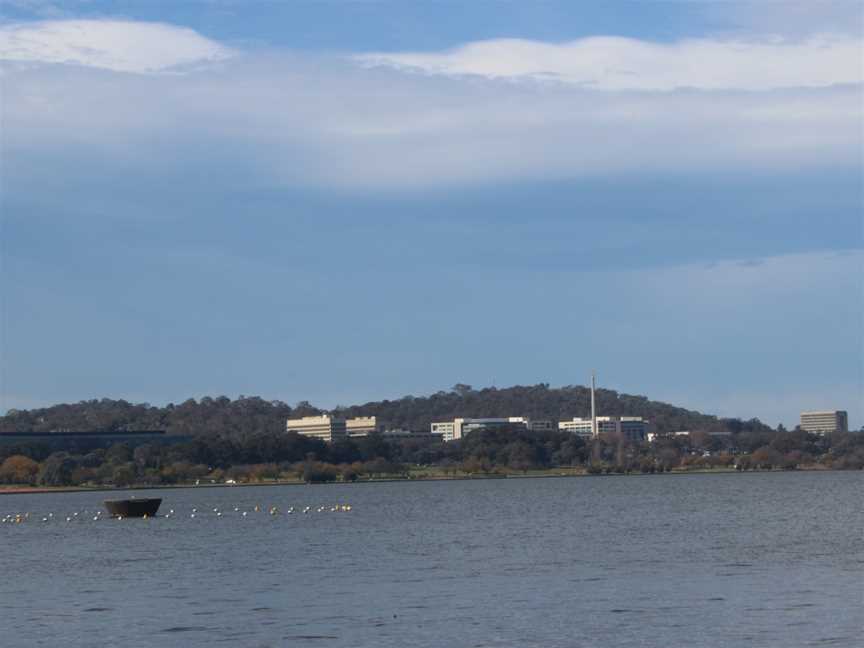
[103,498,162,518]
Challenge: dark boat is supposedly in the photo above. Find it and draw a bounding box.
[103,498,162,518]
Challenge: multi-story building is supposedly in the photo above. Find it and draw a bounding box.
[430,417,553,442]
[523,419,555,433]
[286,415,397,441]
[345,416,386,438]
[430,420,459,442]
[800,410,848,435]
[647,430,686,443]
[559,418,599,438]
[285,415,347,443]
[618,417,648,442]
[647,430,732,443]
[559,416,647,442]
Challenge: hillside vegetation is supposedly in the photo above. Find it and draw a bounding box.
[0,383,769,436]
[1,386,862,488]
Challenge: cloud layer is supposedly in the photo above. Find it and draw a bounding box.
[356,35,863,91]
[0,19,233,73]
[1,19,861,190]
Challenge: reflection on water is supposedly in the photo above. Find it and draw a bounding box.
[1,471,862,647]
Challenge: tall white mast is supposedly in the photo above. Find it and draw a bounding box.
[590,371,597,439]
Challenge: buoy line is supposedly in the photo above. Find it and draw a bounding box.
[1,504,353,524]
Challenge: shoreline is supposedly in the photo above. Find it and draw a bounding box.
[0,465,850,496]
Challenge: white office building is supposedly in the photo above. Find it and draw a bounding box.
[430,420,459,442]
[345,416,386,438]
[430,417,553,442]
[559,416,647,442]
[285,415,347,443]
[286,415,393,442]
[800,410,848,435]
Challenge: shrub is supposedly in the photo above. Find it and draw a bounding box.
[302,461,338,483]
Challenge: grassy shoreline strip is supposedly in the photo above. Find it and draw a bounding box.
[0,464,849,496]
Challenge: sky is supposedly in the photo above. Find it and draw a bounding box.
[0,0,862,429]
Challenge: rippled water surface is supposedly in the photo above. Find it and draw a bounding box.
[2,471,862,647]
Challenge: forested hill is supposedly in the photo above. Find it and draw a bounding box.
[0,384,772,437]
[339,384,769,434]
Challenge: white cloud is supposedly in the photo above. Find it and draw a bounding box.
[355,35,863,91]
[0,20,861,190]
[0,19,233,73]
[5,59,859,191]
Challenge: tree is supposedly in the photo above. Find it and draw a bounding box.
[302,461,337,483]
[340,465,359,482]
[354,433,393,462]
[504,441,536,472]
[751,446,783,469]
[105,443,132,465]
[112,463,137,487]
[462,456,491,474]
[133,444,159,470]
[655,446,681,471]
[250,463,279,481]
[551,437,584,466]
[452,383,474,396]
[37,452,77,486]
[0,455,39,484]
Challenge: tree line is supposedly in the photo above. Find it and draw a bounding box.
[1,425,861,488]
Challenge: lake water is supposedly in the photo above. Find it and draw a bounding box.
[1,471,862,647]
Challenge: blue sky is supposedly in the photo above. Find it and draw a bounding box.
[1,1,862,429]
